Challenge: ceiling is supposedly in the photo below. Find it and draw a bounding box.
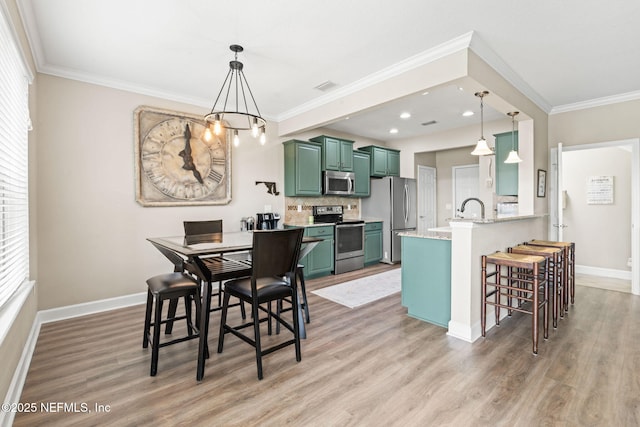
[16,0,640,142]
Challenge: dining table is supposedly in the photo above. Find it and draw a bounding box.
[147,230,321,381]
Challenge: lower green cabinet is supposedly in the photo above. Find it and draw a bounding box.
[401,235,451,328]
[299,225,334,278]
[364,222,383,264]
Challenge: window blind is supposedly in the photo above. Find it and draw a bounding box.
[0,10,30,310]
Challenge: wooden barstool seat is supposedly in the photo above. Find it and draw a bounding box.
[481,251,548,354]
[509,244,564,328]
[528,240,575,310]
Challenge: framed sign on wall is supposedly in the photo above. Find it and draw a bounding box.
[134,106,232,206]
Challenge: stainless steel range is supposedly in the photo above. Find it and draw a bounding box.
[313,205,365,274]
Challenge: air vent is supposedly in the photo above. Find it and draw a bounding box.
[314,80,337,91]
[421,120,437,126]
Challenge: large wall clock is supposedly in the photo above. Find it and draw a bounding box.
[134,106,232,206]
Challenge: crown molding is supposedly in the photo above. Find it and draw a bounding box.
[550,90,640,115]
[276,32,475,122]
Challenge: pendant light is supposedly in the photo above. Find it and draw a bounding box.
[204,44,267,146]
[471,91,494,156]
[504,111,522,163]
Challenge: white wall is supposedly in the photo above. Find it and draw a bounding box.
[563,147,631,271]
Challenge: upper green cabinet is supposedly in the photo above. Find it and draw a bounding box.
[310,135,354,171]
[283,139,322,197]
[352,150,370,197]
[358,145,400,177]
[494,131,519,196]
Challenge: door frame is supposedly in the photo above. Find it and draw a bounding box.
[452,164,480,219]
[550,138,639,295]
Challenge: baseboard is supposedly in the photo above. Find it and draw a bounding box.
[447,307,510,344]
[38,292,147,324]
[1,311,41,427]
[576,265,632,281]
[3,291,147,426]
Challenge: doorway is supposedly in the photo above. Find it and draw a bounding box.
[549,139,639,295]
[417,165,436,232]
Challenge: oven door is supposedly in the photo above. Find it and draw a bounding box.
[323,171,355,195]
[335,223,365,260]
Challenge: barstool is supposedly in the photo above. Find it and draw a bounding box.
[143,272,202,376]
[481,251,548,354]
[528,240,575,309]
[509,244,564,328]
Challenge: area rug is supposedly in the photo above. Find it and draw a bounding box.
[311,268,401,308]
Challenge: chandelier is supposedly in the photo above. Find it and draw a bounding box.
[204,44,266,146]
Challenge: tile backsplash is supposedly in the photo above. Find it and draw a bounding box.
[284,196,360,224]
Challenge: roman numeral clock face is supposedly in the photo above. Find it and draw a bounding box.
[135,108,231,206]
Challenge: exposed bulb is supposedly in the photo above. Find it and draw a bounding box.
[233,130,239,147]
[259,128,266,145]
[203,127,213,142]
[251,118,259,138]
[213,114,222,135]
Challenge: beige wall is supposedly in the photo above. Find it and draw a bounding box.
[549,99,640,147]
[34,74,290,309]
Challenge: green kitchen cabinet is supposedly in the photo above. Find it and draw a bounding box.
[494,130,519,196]
[364,221,383,265]
[310,135,354,172]
[358,145,400,177]
[352,150,371,197]
[283,139,322,197]
[299,225,334,278]
[401,235,451,328]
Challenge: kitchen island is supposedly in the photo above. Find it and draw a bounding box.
[400,232,451,327]
[399,215,547,342]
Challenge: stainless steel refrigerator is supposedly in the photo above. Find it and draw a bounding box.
[362,176,416,263]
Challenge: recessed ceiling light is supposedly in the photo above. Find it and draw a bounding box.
[462,110,474,117]
[400,112,411,119]
[389,128,399,134]
[422,91,430,96]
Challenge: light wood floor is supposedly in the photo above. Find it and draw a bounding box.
[14,265,640,426]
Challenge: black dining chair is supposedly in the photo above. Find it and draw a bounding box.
[181,220,249,318]
[143,242,203,376]
[216,227,304,380]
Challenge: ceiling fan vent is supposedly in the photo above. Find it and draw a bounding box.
[421,120,437,126]
[314,80,337,91]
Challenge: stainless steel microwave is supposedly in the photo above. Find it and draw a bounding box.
[323,170,355,196]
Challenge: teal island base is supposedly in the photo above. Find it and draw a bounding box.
[400,234,451,328]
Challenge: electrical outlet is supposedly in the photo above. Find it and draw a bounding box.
[297,205,302,212]
[628,257,632,267]
[486,177,493,187]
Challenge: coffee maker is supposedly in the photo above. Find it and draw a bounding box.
[256,213,280,230]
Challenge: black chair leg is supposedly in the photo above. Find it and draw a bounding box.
[184,295,193,336]
[217,292,231,353]
[151,297,163,376]
[252,302,263,380]
[165,297,178,334]
[143,290,153,348]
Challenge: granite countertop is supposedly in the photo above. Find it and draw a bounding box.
[398,231,451,241]
[284,218,384,228]
[448,213,548,225]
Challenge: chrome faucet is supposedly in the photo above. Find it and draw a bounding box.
[460,197,485,220]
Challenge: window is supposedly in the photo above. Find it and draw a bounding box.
[0,9,31,310]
